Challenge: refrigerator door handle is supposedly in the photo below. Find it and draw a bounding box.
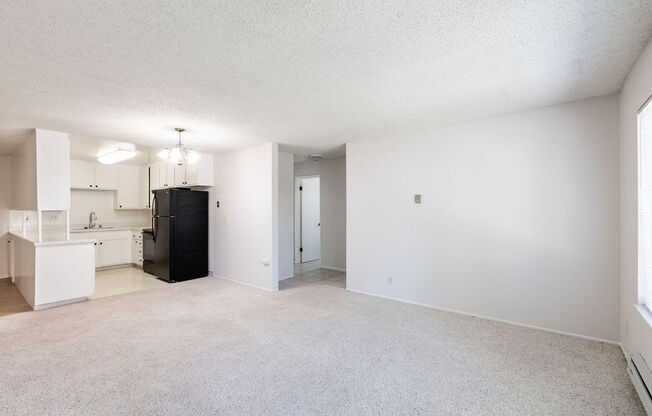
[152,192,157,241]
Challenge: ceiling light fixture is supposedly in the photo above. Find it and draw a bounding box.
[159,128,200,166]
[97,149,136,164]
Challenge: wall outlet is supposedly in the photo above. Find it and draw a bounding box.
[388,276,392,284]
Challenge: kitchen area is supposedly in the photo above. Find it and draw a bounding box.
[0,129,213,316]
[67,133,213,299]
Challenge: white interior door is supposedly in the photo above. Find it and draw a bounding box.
[300,177,320,263]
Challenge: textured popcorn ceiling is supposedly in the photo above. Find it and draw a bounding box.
[0,1,651,156]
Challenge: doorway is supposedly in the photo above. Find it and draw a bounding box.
[295,176,320,264]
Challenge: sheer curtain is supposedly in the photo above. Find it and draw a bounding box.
[638,98,652,312]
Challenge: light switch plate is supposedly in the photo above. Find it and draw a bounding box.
[414,194,421,204]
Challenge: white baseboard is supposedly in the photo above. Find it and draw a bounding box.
[320,266,346,272]
[34,297,86,311]
[345,288,620,346]
[620,342,628,360]
[214,275,278,292]
[279,274,294,281]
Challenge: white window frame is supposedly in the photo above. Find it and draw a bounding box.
[637,94,652,316]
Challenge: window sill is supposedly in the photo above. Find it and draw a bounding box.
[635,304,652,329]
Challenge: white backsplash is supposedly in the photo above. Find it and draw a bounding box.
[70,189,150,228]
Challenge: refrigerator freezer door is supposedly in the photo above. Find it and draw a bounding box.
[154,188,172,217]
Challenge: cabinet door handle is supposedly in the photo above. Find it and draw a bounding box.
[100,242,103,245]
[94,243,97,245]
[95,185,98,188]
[89,185,92,187]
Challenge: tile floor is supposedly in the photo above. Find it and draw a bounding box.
[280,260,346,290]
[89,266,168,300]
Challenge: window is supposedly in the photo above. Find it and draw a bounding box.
[638,97,652,312]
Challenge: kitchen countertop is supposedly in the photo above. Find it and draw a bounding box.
[70,225,150,234]
[10,232,96,247]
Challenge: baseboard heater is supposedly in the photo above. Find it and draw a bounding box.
[628,353,652,415]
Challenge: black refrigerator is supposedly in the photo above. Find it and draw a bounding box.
[143,188,208,282]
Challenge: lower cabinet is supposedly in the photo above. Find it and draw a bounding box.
[131,231,143,266]
[71,231,132,268]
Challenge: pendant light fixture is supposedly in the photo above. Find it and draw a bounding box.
[158,128,200,166]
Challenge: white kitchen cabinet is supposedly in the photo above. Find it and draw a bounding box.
[185,164,199,185]
[70,160,95,189]
[174,164,186,186]
[150,162,161,190]
[151,161,176,189]
[70,230,132,268]
[165,162,175,188]
[140,166,151,209]
[116,166,141,209]
[152,161,172,189]
[94,165,119,190]
[131,231,143,266]
[193,154,213,186]
[172,154,213,186]
[99,236,131,267]
[70,161,119,190]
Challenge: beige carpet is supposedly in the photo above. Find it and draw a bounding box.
[0,271,644,415]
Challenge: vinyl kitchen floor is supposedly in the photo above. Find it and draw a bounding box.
[89,267,168,300]
[0,278,32,317]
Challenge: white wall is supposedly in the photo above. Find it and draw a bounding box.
[213,143,278,291]
[35,129,70,210]
[70,190,150,228]
[347,94,620,342]
[620,38,652,363]
[295,157,346,271]
[0,156,10,278]
[11,131,37,210]
[278,151,294,280]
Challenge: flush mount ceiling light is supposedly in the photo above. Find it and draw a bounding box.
[97,149,136,164]
[309,154,323,162]
[158,128,200,166]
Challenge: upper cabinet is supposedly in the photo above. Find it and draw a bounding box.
[69,153,212,211]
[116,165,141,209]
[151,161,174,189]
[94,164,119,189]
[173,154,213,187]
[70,161,118,190]
[70,161,94,189]
[151,154,213,189]
[140,166,151,209]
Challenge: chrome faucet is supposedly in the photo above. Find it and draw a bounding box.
[89,212,97,229]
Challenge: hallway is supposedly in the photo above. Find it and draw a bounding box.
[280,261,345,290]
